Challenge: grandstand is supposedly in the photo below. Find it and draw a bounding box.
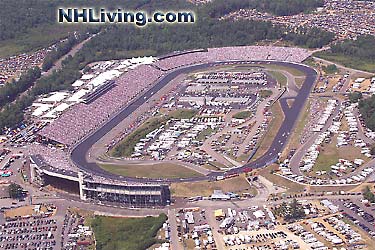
[39,65,164,146]
[82,80,116,104]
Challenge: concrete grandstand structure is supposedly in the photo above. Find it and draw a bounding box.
[28,45,315,207]
[29,155,171,207]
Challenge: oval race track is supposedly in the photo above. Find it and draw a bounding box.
[71,60,317,183]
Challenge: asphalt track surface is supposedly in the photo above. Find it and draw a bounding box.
[71,60,317,183]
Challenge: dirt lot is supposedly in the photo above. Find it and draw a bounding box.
[4,205,50,219]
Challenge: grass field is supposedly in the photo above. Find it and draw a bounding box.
[282,99,312,158]
[312,137,369,177]
[236,153,250,162]
[171,175,255,197]
[303,57,319,68]
[251,101,284,161]
[197,127,215,141]
[169,109,198,119]
[232,110,253,119]
[295,77,306,88]
[259,89,273,98]
[266,64,306,77]
[99,163,203,179]
[91,214,167,250]
[268,70,288,87]
[314,52,375,73]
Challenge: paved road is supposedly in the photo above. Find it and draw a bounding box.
[168,209,180,250]
[70,61,317,183]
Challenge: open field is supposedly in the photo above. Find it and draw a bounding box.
[259,89,273,98]
[90,214,167,250]
[197,127,216,141]
[251,101,284,161]
[171,175,255,197]
[314,52,375,73]
[207,160,229,170]
[169,109,198,119]
[99,163,203,179]
[286,99,295,108]
[0,24,85,58]
[303,57,319,68]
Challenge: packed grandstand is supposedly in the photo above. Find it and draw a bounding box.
[29,46,312,206]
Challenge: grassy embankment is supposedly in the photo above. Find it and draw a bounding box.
[314,51,375,73]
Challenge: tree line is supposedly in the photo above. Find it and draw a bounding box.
[42,32,90,72]
[0,67,41,109]
[359,94,375,131]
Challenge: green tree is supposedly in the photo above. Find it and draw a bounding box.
[349,91,363,103]
[359,95,375,130]
[363,186,375,203]
[8,183,23,199]
[370,145,375,156]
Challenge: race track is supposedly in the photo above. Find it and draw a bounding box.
[70,60,317,183]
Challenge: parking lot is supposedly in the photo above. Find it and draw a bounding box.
[333,199,375,239]
[0,217,58,250]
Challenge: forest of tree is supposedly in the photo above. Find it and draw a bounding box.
[284,27,334,48]
[0,0,187,42]
[330,35,375,62]
[205,0,324,18]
